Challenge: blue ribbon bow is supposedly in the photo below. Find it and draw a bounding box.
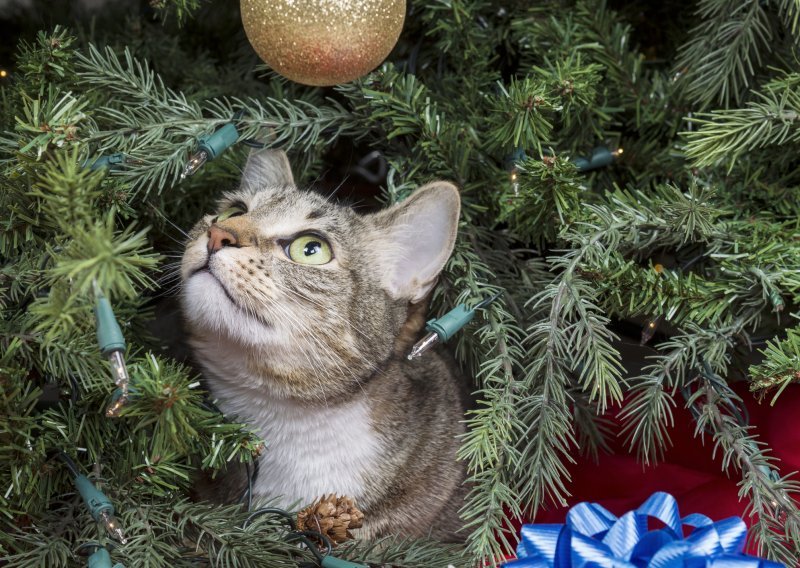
[503,492,784,568]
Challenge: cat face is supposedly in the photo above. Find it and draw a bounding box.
[180,149,460,403]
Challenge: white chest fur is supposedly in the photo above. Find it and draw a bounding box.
[215,383,383,508]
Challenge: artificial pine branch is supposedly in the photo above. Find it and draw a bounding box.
[674,0,773,109]
[441,236,528,563]
[335,535,469,567]
[684,74,800,168]
[500,155,581,245]
[148,0,204,24]
[618,323,738,465]
[749,326,800,403]
[5,0,800,564]
[75,45,358,197]
[689,373,800,565]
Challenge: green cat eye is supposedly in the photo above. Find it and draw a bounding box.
[286,234,333,265]
[216,203,247,222]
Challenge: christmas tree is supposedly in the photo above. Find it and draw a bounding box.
[2,0,800,565]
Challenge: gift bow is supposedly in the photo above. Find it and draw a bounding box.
[503,492,784,568]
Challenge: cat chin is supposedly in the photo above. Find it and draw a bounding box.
[182,272,284,348]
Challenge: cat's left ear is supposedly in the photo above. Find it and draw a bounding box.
[241,148,295,191]
[371,182,460,303]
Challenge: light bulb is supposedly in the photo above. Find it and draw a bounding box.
[640,316,662,345]
[181,150,209,179]
[408,332,441,360]
[510,168,519,197]
[99,509,127,544]
[105,350,130,417]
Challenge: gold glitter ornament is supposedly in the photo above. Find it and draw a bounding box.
[240,0,406,86]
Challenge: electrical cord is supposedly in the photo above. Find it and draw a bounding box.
[243,506,295,530]
[57,451,81,477]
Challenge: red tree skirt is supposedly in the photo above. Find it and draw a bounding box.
[531,384,800,530]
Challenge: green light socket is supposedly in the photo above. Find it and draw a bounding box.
[75,474,114,520]
[573,146,614,172]
[88,547,124,568]
[321,556,369,568]
[198,123,239,161]
[94,291,125,356]
[425,304,475,342]
[84,153,126,171]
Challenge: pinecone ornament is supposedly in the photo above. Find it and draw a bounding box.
[296,494,364,545]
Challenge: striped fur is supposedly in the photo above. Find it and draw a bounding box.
[181,149,467,540]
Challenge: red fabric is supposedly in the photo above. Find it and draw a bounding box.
[517,384,800,549]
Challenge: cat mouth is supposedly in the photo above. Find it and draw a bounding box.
[190,265,272,328]
[191,266,238,304]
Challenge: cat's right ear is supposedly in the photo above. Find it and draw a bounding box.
[241,148,295,191]
[370,182,461,303]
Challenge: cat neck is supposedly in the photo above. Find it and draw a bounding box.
[189,296,428,404]
[191,333,384,507]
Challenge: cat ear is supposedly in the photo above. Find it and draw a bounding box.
[241,148,295,190]
[371,182,460,303]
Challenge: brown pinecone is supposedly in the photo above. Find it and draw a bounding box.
[296,494,365,545]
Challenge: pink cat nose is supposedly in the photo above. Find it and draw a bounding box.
[207,225,238,254]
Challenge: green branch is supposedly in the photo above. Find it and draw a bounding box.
[689,375,800,565]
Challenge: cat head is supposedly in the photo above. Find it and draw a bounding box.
[180,149,460,402]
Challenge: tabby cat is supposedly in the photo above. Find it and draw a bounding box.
[180,149,467,540]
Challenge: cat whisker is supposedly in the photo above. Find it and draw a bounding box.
[149,203,191,240]
[156,278,183,290]
[156,265,184,284]
[161,233,190,248]
[322,173,350,201]
[273,286,384,393]
[247,293,332,408]
[156,278,184,292]
[155,281,185,298]
[156,275,182,287]
[306,166,331,190]
[278,286,375,344]
[278,287,386,374]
